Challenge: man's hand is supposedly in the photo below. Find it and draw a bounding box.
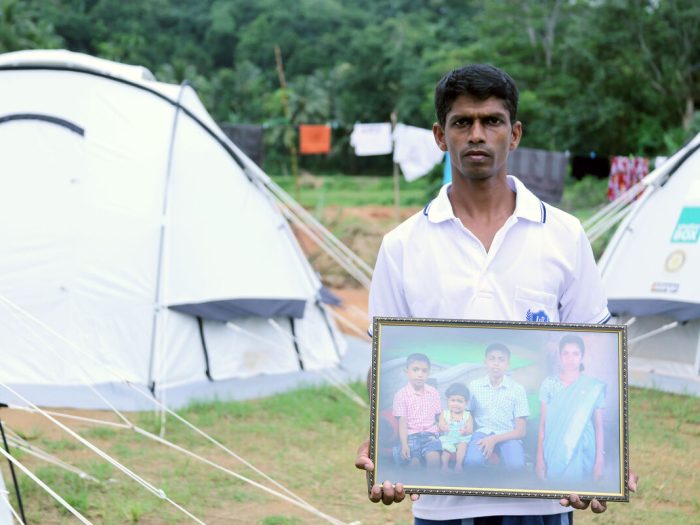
[559,467,639,514]
[355,439,419,504]
[559,494,607,513]
[628,468,639,492]
[354,439,374,472]
[400,444,411,460]
[476,435,498,459]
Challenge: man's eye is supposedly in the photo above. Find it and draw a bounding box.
[487,117,502,125]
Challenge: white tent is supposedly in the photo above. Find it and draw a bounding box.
[0,49,348,410]
[597,132,700,396]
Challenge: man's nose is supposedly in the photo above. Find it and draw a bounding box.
[468,121,486,143]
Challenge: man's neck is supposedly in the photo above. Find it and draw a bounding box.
[410,383,425,393]
[448,174,516,251]
[488,376,504,388]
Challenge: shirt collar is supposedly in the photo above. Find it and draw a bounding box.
[425,175,546,225]
[475,374,514,389]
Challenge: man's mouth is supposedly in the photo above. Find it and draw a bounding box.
[464,149,490,161]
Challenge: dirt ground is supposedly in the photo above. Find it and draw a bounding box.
[296,205,420,338]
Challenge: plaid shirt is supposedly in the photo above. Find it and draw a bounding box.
[468,375,529,435]
[392,383,441,434]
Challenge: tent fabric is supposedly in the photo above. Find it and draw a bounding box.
[0,49,346,409]
[599,132,700,396]
[607,298,700,323]
[170,298,307,321]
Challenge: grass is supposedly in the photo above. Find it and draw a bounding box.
[2,384,698,524]
[271,173,436,208]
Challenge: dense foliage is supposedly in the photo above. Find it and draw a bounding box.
[2,0,698,172]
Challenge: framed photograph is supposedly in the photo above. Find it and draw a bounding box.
[369,317,628,501]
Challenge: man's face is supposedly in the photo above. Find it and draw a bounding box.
[485,350,510,380]
[405,360,430,389]
[433,94,521,183]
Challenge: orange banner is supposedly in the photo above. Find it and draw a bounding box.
[299,124,331,154]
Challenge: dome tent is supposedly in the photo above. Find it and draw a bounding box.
[0,49,347,410]
[598,133,700,396]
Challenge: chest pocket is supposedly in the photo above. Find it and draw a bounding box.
[514,286,559,323]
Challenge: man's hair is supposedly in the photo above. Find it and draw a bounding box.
[484,343,511,359]
[406,353,431,368]
[445,382,470,400]
[434,64,519,128]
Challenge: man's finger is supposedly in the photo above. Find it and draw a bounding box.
[560,494,590,510]
[381,480,395,505]
[354,454,374,472]
[591,499,607,513]
[355,440,373,472]
[369,484,382,503]
[394,483,406,503]
[629,470,639,492]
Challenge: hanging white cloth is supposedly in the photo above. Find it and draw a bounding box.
[349,123,393,156]
[392,123,444,181]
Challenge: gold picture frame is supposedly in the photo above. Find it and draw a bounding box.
[369,317,628,501]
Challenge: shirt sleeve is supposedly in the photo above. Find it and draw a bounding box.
[559,224,611,324]
[368,236,411,335]
[393,390,407,418]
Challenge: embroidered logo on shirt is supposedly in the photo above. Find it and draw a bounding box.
[526,309,549,322]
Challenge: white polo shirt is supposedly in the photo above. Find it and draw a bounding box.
[368,176,610,520]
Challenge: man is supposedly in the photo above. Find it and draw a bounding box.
[355,64,637,523]
[466,344,527,469]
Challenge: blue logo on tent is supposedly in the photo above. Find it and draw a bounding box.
[526,309,549,322]
[671,207,700,243]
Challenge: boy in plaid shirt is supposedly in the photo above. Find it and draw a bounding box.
[392,353,442,467]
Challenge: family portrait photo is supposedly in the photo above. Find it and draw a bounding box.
[369,317,628,501]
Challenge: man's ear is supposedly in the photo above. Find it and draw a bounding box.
[509,121,522,151]
[433,122,448,152]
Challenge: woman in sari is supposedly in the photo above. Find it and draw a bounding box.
[535,334,605,481]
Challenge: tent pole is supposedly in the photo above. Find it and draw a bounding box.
[597,184,656,275]
[147,81,189,397]
[694,325,700,376]
[391,111,400,224]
